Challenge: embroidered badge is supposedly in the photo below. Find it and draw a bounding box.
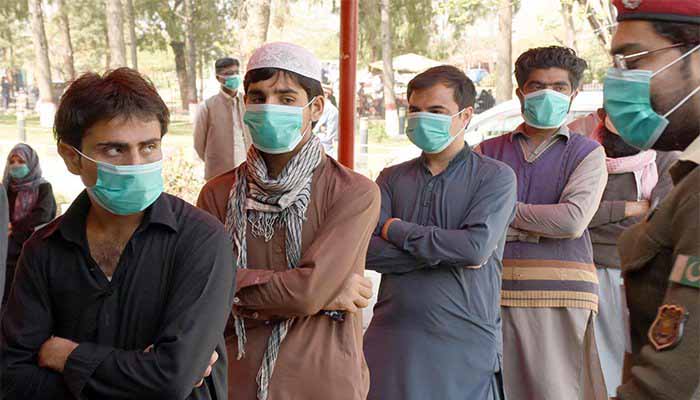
[648,304,688,351]
[669,255,700,289]
[622,0,642,9]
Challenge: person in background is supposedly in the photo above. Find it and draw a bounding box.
[363,65,516,400]
[323,84,337,108]
[606,1,700,398]
[313,85,339,157]
[1,77,10,111]
[194,57,252,180]
[582,109,679,398]
[197,42,379,400]
[0,184,8,310]
[1,68,234,400]
[1,144,56,305]
[477,46,608,400]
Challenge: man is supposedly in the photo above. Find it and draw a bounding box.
[477,46,608,400]
[1,68,234,399]
[194,57,252,180]
[363,65,517,400]
[584,110,679,398]
[197,42,379,400]
[313,87,339,156]
[605,1,700,398]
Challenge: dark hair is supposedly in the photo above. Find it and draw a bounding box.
[215,57,240,70]
[407,65,477,109]
[54,68,170,149]
[515,46,588,89]
[244,68,323,103]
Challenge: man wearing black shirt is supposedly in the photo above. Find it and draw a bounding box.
[0,68,235,399]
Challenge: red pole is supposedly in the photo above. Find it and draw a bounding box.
[339,0,358,169]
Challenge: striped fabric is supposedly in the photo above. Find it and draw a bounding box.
[225,135,323,400]
[501,259,599,312]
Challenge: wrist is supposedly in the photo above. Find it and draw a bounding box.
[381,218,400,241]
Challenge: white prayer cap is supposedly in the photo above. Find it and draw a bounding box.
[246,42,322,83]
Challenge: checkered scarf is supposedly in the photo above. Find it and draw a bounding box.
[225,135,322,400]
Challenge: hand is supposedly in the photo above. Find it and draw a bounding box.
[624,200,650,218]
[325,273,373,313]
[381,218,401,241]
[38,337,79,373]
[195,351,218,388]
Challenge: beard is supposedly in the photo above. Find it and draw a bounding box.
[650,78,700,151]
[602,129,642,158]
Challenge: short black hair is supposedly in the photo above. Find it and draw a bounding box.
[407,65,477,109]
[215,57,240,70]
[515,46,588,89]
[244,68,323,103]
[54,68,170,149]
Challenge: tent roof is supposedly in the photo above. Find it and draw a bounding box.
[369,53,441,74]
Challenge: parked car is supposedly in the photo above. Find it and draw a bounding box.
[464,91,603,146]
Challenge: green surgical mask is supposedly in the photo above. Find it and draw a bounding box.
[522,89,571,129]
[73,147,163,216]
[243,98,316,154]
[9,164,30,180]
[405,110,467,154]
[224,75,241,91]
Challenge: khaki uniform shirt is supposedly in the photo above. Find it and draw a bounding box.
[194,90,251,180]
[617,135,700,400]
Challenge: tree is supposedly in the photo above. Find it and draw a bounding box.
[55,0,75,80]
[184,0,197,105]
[238,0,272,62]
[574,0,615,53]
[560,0,579,53]
[124,0,138,69]
[28,0,52,103]
[495,0,513,102]
[106,0,127,67]
[380,0,399,137]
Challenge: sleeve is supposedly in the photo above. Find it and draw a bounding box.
[12,184,56,236]
[385,164,517,268]
[1,245,73,400]
[193,102,209,161]
[235,182,381,317]
[62,227,236,400]
[512,146,608,239]
[365,169,427,274]
[0,185,8,298]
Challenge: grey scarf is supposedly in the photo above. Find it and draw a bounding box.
[225,135,323,400]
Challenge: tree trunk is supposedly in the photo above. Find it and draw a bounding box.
[106,0,127,68]
[560,1,578,53]
[495,0,513,102]
[171,41,189,111]
[184,0,197,104]
[198,50,204,100]
[55,0,76,81]
[28,0,53,104]
[575,0,612,53]
[271,0,288,33]
[380,0,399,137]
[104,23,111,71]
[124,0,138,69]
[239,0,272,62]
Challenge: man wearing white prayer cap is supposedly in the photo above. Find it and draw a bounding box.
[197,42,380,400]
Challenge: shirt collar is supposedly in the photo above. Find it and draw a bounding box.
[56,191,179,246]
[509,123,571,142]
[419,145,471,174]
[679,134,700,165]
[220,89,239,101]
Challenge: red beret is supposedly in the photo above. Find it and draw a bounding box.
[614,0,700,25]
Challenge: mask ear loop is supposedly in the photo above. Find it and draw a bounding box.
[651,43,700,78]
[301,96,319,138]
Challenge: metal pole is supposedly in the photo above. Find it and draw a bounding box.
[339,0,358,169]
[17,91,26,142]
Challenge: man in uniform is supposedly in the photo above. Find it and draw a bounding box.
[606,1,700,399]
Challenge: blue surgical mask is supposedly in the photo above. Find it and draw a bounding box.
[604,44,700,150]
[406,110,467,154]
[223,75,241,91]
[243,98,316,154]
[9,164,30,180]
[522,89,572,129]
[73,147,163,216]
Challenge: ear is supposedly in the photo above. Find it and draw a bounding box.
[461,106,474,126]
[310,96,324,123]
[57,142,83,176]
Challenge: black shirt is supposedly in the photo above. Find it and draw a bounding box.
[1,192,236,400]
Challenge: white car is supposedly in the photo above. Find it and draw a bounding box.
[465,91,603,146]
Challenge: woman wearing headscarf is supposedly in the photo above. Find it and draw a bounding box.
[2,143,56,304]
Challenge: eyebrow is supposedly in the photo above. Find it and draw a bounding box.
[527,80,571,87]
[409,105,450,112]
[610,42,646,56]
[95,138,161,148]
